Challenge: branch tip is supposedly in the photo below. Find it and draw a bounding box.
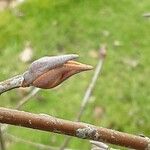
[0,54,92,93]
[99,44,107,59]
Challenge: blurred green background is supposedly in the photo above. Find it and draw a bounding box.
[0,0,150,149]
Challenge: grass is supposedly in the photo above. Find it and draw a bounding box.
[0,0,150,149]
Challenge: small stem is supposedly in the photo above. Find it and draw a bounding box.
[0,75,24,95]
[0,124,5,150]
[77,59,103,121]
[0,107,149,150]
[16,88,40,109]
[60,47,106,150]
[143,13,150,17]
[6,133,72,150]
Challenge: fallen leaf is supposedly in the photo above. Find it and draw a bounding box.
[122,57,139,68]
[101,30,110,37]
[19,41,33,63]
[9,0,25,8]
[113,40,123,47]
[0,0,9,11]
[88,50,98,58]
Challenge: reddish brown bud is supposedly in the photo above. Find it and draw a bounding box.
[22,54,93,89]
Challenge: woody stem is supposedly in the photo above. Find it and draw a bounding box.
[0,107,149,150]
[0,75,24,95]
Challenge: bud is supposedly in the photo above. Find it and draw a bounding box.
[22,54,93,89]
[99,44,107,59]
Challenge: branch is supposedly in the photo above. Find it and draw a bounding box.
[0,107,149,150]
[0,54,93,95]
[6,133,73,150]
[90,140,109,150]
[77,59,103,120]
[143,13,150,18]
[60,46,107,149]
[15,88,40,109]
[77,45,106,121]
[0,75,24,95]
[0,124,5,150]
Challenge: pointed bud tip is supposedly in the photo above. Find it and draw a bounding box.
[65,60,93,71]
[83,64,94,70]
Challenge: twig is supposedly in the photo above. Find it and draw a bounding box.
[1,88,40,133]
[143,13,150,18]
[0,124,5,150]
[15,88,40,109]
[0,87,40,150]
[0,75,24,95]
[60,46,107,150]
[0,54,93,95]
[90,140,109,150]
[77,55,105,121]
[6,133,73,150]
[0,54,92,150]
[0,107,149,150]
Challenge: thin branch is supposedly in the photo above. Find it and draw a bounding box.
[6,133,73,150]
[143,13,150,18]
[0,54,93,95]
[15,88,40,109]
[0,88,40,150]
[90,140,114,150]
[0,75,24,95]
[0,88,40,137]
[60,46,106,150]
[77,54,105,121]
[0,124,5,150]
[0,107,149,150]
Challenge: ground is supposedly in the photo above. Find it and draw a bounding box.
[0,0,149,149]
